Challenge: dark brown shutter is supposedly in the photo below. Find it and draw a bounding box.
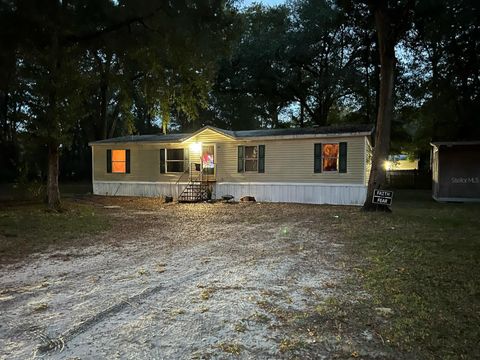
[125,149,131,174]
[258,145,265,173]
[106,149,112,173]
[238,146,244,172]
[339,142,347,173]
[314,143,322,173]
[160,149,166,173]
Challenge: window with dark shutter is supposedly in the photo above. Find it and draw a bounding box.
[238,146,244,172]
[107,149,112,173]
[166,149,185,172]
[160,149,166,173]
[314,143,322,173]
[244,146,258,171]
[322,144,339,171]
[258,145,265,173]
[339,142,347,173]
[110,149,127,173]
[125,149,131,174]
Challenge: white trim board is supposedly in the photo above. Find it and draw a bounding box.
[92,180,368,205]
[93,180,190,185]
[216,182,365,187]
[93,180,365,187]
[433,196,480,203]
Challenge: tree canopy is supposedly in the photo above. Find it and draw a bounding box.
[0,0,479,207]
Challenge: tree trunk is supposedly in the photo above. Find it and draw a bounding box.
[162,119,168,134]
[270,104,279,128]
[300,99,305,127]
[161,95,170,134]
[362,6,396,211]
[0,90,7,140]
[98,53,112,140]
[108,104,120,139]
[47,144,61,209]
[45,1,62,210]
[100,78,108,139]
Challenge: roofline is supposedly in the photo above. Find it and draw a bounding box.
[234,131,372,141]
[88,139,183,146]
[431,141,480,147]
[89,125,373,146]
[88,134,187,146]
[89,131,372,146]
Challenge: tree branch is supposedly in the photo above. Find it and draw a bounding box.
[61,6,164,46]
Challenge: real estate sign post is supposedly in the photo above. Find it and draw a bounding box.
[372,189,394,206]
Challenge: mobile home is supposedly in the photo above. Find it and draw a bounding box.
[89,124,373,205]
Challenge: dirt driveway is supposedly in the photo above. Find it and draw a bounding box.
[0,199,390,359]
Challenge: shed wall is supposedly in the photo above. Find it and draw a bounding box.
[435,145,480,200]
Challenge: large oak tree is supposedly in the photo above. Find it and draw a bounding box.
[362,0,414,211]
[1,0,235,209]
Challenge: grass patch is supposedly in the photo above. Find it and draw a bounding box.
[250,312,270,324]
[199,288,215,301]
[0,182,92,202]
[339,190,480,359]
[216,341,242,355]
[234,322,247,333]
[279,338,305,353]
[0,199,109,263]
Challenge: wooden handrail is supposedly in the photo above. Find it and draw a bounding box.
[175,161,216,186]
[174,163,191,186]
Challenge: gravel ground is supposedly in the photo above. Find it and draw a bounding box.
[0,198,390,359]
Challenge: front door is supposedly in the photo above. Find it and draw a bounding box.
[201,145,215,178]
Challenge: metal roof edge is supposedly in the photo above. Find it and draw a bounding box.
[235,131,373,141]
[431,141,480,147]
[89,125,374,145]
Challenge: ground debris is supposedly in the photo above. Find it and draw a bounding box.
[0,198,394,359]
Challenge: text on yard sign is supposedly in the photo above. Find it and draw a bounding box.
[372,189,394,206]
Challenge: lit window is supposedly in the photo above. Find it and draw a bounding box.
[166,149,186,173]
[112,150,126,173]
[323,144,339,171]
[245,146,258,171]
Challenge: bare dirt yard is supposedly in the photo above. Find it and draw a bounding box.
[0,197,402,359]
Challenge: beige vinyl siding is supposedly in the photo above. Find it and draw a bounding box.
[93,143,187,182]
[217,136,366,184]
[182,128,235,144]
[92,130,367,185]
[93,129,235,182]
[181,128,237,169]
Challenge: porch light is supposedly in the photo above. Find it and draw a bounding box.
[384,160,392,171]
[190,142,202,153]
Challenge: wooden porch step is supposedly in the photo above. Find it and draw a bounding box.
[178,180,211,203]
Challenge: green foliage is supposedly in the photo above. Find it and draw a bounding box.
[0,200,109,263]
[393,0,480,155]
[203,0,376,130]
[0,0,237,183]
[1,0,479,185]
[199,4,292,129]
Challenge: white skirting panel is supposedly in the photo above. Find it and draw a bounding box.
[215,182,367,206]
[93,181,188,199]
[93,181,367,205]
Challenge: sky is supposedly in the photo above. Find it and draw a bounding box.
[240,0,286,7]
